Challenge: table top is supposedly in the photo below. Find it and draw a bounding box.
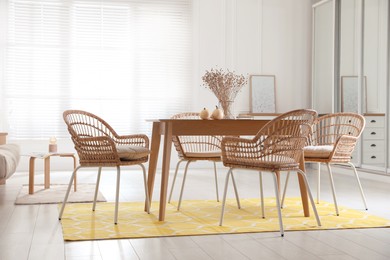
[22,152,75,159]
[149,118,271,136]
[147,118,270,122]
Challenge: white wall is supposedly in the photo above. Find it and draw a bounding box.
[193,0,312,114]
[12,0,313,172]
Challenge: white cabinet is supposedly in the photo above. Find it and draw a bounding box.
[362,114,386,166]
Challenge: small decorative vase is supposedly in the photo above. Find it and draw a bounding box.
[219,100,235,119]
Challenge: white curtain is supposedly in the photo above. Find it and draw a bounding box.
[3,0,193,139]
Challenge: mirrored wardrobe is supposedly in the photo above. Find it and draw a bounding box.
[312,0,389,174]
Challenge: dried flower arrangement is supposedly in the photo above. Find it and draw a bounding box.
[202,68,247,118]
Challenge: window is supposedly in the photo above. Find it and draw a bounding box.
[3,0,192,139]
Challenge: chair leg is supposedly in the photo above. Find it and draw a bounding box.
[230,170,241,209]
[326,164,339,216]
[275,171,281,194]
[297,169,322,227]
[219,168,232,226]
[168,159,185,203]
[259,172,265,218]
[317,162,321,204]
[114,166,121,224]
[280,171,290,209]
[140,164,151,214]
[59,166,81,220]
[213,161,220,202]
[92,167,102,211]
[271,171,284,237]
[177,160,192,211]
[347,162,368,210]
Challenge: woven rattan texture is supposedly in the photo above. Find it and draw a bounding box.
[221,109,318,171]
[63,110,149,167]
[171,112,222,161]
[306,112,365,163]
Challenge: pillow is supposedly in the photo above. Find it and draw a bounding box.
[116,145,150,160]
[0,144,20,179]
[304,145,334,158]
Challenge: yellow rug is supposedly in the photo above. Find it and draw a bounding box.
[60,197,390,241]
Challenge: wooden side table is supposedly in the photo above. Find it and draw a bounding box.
[27,152,77,194]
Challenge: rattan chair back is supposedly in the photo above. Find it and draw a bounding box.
[309,112,365,162]
[63,110,117,139]
[171,112,222,160]
[63,110,149,166]
[255,109,317,141]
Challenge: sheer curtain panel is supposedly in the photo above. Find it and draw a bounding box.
[3,0,192,139]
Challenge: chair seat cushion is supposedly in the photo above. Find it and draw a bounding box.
[304,145,334,158]
[185,151,221,158]
[116,145,150,160]
[228,155,298,170]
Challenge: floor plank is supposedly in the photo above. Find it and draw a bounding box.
[0,166,389,260]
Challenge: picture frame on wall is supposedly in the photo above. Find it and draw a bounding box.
[341,76,367,113]
[250,75,276,113]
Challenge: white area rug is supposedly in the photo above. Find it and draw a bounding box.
[15,184,106,205]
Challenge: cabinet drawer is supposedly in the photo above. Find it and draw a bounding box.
[363,128,385,140]
[350,149,359,163]
[365,116,385,128]
[362,152,385,164]
[363,140,385,153]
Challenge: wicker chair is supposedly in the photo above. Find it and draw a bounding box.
[282,112,367,216]
[168,112,240,210]
[219,109,321,237]
[59,110,151,224]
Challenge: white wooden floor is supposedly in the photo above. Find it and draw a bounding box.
[0,164,390,260]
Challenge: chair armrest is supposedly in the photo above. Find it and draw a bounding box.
[330,135,358,160]
[222,136,257,153]
[221,136,260,163]
[222,135,306,167]
[113,134,149,148]
[222,135,292,159]
[75,136,121,162]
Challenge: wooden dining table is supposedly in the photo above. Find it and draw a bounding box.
[146,118,311,221]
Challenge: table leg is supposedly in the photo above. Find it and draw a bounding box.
[146,122,161,211]
[44,157,50,189]
[72,155,77,192]
[159,122,172,221]
[28,157,36,194]
[298,153,310,217]
[60,154,77,192]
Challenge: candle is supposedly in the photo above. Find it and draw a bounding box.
[49,136,57,153]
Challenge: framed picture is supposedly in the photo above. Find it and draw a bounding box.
[341,76,367,113]
[250,75,276,113]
